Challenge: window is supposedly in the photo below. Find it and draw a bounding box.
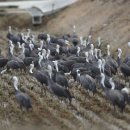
[32,16,42,24]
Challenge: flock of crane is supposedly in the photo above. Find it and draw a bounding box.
[1,26,130,113]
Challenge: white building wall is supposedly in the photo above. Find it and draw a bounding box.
[0,0,77,14]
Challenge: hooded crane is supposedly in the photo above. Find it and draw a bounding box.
[22,43,35,67]
[90,59,102,79]
[118,48,130,82]
[52,61,69,88]
[76,70,96,95]
[7,26,22,45]
[47,65,74,104]
[120,63,130,81]
[101,59,112,76]
[110,77,130,107]
[11,76,32,111]
[96,37,102,49]
[117,48,122,67]
[47,75,73,104]
[1,43,26,74]
[121,87,130,104]
[105,44,118,75]
[100,73,125,112]
[29,62,49,96]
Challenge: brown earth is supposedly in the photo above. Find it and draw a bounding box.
[0,0,130,130]
[43,0,130,55]
[0,0,130,54]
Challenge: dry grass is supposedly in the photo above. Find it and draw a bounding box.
[0,0,130,129]
[0,38,130,130]
[1,0,129,55]
[43,0,130,56]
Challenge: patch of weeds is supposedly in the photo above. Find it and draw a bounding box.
[0,90,3,96]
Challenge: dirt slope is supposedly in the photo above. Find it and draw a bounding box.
[43,0,130,54]
[1,68,130,130]
[0,0,130,130]
[0,0,130,55]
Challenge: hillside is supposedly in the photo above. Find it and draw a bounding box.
[0,0,130,53]
[0,0,130,130]
[43,0,130,54]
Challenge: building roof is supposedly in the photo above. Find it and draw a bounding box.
[27,6,43,17]
[0,0,77,16]
[36,0,77,14]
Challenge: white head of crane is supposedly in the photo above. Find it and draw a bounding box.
[117,48,122,58]
[107,44,110,56]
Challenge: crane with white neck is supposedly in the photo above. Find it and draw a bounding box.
[105,44,118,76]
[52,61,69,88]
[107,44,111,57]
[11,76,32,111]
[29,62,49,96]
[117,48,122,67]
[100,73,126,112]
